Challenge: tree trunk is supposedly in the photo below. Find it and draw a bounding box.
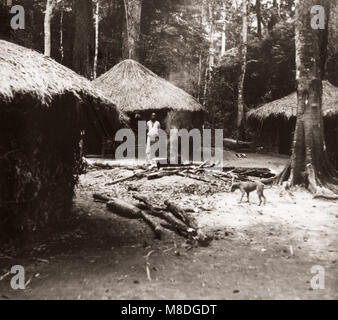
[208,2,215,70]
[329,0,338,85]
[93,0,100,79]
[237,0,248,141]
[277,0,338,198]
[59,1,64,63]
[44,0,55,57]
[197,0,205,102]
[203,2,215,108]
[256,0,262,38]
[221,3,227,56]
[73,0,93,78]
[123,0,142,61]
[268,0,279,33]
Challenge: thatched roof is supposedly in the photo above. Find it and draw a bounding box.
[247,81,338,122]
[0,40,114,107]
[93,59,204,113]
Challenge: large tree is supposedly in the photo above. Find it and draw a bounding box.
[44,0,56,57]
[327,0,338,85]
[237,0,248,141]
[93,0,100,79]
[277,0,338,198]
[123,0,142,60]
[256,0,262,38]
[73,0,94,77]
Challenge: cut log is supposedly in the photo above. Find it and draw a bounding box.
[106,198,164,239]
[137,204,189,234]
[105,171,146,186]
[164,200,212,244]
[139,211,165,239]
[210,172,232,182]
[159,166,195,171]
[93,193,111,202]
[156,161,208,169]
[105,174,137,186]
[176,172,211,183]
[106,198,143,220]
[147,171,179,180]
[85,158,147,171]
[221,167,275,179]
[164,200,198,228]
[165,201,212,246]
[133,198,188,235]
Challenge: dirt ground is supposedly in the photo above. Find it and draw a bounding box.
[0,151,337,300]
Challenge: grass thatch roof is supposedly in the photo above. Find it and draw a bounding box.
[93,59,204,113]
[247,81,338,122]
[0,40,114,107]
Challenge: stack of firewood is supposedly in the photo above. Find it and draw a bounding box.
[88,159,276,186]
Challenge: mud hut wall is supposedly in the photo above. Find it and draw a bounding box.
[251,117,337,169]
[0,94,83,239]
[165,110,205,162]
[325,118,338,169]
[82,100,126,156]
[257,120,280,153]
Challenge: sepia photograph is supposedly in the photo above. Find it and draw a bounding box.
[0,0,337,305]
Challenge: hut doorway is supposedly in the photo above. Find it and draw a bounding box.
[278,119,293,155]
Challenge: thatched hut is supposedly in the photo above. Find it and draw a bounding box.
[92,59,205,132]
[247,81,338,167]
[0,40,123,239]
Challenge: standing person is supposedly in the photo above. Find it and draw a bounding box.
[146,113,160,163]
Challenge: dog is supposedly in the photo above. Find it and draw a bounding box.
[230,181,267,206]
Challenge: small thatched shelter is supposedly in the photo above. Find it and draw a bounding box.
[93,59,205,132]
[247,81,338,167]
[0,40,124,239]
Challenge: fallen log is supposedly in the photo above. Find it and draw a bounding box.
[210,172,232,182]
[106,198,144,220]
[106,198,164,239]
[85,159,147,171]
[221,167,275,179]
[176,172,211,183]
[105,171,146,186]
[133,195,190,235]
[159,166,196,171]
[147,170,179,180]
[93,193,111,202]
[164,200,197,227]
[156,161,209,169]
[136,203,189,235]
[105,174,137,186]
[164,200,212,246]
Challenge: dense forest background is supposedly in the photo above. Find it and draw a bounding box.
[1,0,338,138]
